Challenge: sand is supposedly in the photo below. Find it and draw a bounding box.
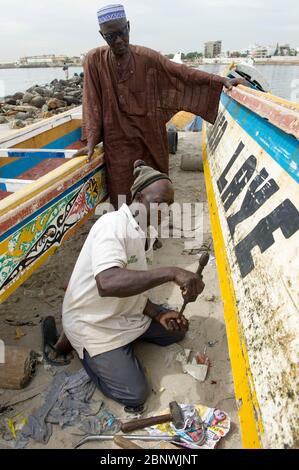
[0,131,242,449]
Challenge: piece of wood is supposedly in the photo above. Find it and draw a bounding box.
[5,383,48,406]
[0,346,37,389]
[113,435,143,450]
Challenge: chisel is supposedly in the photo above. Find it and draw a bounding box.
[178,251,209,318]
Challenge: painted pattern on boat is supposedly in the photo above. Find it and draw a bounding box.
[0,109,107,303]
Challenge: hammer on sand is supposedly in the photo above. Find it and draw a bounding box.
[121,401,184,433]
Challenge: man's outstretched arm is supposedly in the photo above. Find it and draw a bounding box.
[158,54,246,90]
[95,266,204,303]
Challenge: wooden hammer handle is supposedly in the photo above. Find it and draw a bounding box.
[121,413,171,433]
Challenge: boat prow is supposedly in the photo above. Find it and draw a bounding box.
[203,85,299,448]
[0,107,107,303]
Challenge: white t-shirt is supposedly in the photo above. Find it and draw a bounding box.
[62,204,156,359]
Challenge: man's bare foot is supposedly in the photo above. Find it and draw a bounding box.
[42,316,73,366]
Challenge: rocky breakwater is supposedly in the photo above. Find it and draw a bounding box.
[0,75,83,129]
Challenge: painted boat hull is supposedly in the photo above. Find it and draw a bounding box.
[0,109,107,303]
[203,87,299,448]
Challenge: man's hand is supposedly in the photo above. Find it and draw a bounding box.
[72,146,88,158]
[222,77,246,90]
[173,268,205,303]
[87,144,96,162]
[72,144,96,162]
[155,310,189,331]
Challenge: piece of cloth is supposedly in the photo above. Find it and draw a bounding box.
[82,45,223,207]
[16,368,99,447]
[97,4,126,25]
[130,160,171,201]
[62,204,157,359]
[82,312,186,407]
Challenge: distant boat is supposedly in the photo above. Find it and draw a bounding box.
[0,109,107,303]
[171,52,183,64]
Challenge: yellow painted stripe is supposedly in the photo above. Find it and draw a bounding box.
[13,119,82,149]
[202,122,263,448]
[0,157,20,168]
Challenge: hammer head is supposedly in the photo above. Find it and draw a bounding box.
[169,401,184,430]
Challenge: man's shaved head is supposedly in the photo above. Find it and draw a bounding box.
[134,179,174,228]
[138,179,174,206]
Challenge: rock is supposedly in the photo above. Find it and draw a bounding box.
[5,97,17,105]
[42,104,48,113]
[3,104,37,113]
[73,76,82,85]
[47,98,67,110]
[52,91,64,100]
[66,90,82,98]
[183,363,208,382]
[63,95,81,105]
[53,85,63,92]
[10,119,25,129]
[31,95,46,109]
[0,116,8,124]
[50,78,58,86]
[22,92,34,104]
[13,92,24,101]
[15,112,31,120]
[25,118,35,125]
[59,79,68,86]
[26,85,39,93]
[43,88,53,98]
[42,111,54,119]
[54,107,68,114]
[63,87,77,94]
[29,86,50,97]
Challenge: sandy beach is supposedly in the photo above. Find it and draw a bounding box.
[0,131,242,449]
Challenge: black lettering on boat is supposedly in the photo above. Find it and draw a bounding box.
[207,113,228,154]
[227,168,280,236]
[235,199,299,277]
[217,142,245,193]
[221,155,256,211]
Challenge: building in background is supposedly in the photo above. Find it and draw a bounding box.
[204,41,222,58]
[248,44,276,59]
[18,55,82,67]
[0,59,17,69]
[19,55,59,66]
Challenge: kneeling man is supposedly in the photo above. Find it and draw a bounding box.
[46,161,204,413]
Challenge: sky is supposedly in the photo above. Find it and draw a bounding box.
[0,0,298,60]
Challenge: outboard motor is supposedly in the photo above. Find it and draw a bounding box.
[227,63,270,93]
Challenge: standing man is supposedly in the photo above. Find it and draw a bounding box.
[81,4,244,208]
[63,62,69,80]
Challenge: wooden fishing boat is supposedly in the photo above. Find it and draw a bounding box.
[0,108,107,303]
[202,82,299,448]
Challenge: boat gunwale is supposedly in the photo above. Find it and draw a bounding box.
[225,85,299,139]
[0,148,104,218]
